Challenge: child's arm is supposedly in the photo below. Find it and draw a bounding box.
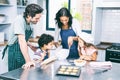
[83,51,97,61]
[90,51,98,61]
[78,48,86,60]
[33,50,47,62]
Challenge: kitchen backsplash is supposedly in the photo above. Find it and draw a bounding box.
[92,0,120,44]
[101,9,120,43]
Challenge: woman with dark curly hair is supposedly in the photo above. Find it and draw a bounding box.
[54,7,82,59]
[29,34,54,61]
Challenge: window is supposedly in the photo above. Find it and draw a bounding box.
[70,0,93,33]
[46,0,93,33]
[46,0,70,30]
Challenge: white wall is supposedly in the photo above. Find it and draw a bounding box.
[92,0,120,45]
[33,0,55,37]
[101,9,120,43]
[33,14,55,37]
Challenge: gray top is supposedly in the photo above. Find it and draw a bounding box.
[0,60,120,80]
[8,15,32,45]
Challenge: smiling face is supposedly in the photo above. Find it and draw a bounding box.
[60,16,69,26]
[27,13,42,24]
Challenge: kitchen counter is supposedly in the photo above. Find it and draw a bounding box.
[96,42,112,50]
[0,41,7,46]
[0,60,120,80]
[0,38,38,47]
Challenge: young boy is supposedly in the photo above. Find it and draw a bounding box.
[28,33,54,61]
[78,37,98,61]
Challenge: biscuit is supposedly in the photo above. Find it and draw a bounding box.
[64,71,69,74]
[59,68,66,71]
[66,69,72,72]
[70,72,77,75]
[72,69,78,73]
[73,67,79,70]
[58,71,64,74]
[61,66,67,69]
[67,66,73,69]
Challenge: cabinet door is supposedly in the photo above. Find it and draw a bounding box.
[0,46,8,74]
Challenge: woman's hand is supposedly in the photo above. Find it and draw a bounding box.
[22,61,35,69]
[68,36,74,48]
[68,36,79,48]
[54,41,61,48]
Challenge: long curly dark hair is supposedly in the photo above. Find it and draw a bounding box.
[38,34,54,48]
[23,4,43,18]
[55,7,73,29]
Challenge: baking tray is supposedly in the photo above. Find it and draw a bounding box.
[56,65,81,77]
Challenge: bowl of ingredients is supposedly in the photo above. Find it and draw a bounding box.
[74,59,86,67]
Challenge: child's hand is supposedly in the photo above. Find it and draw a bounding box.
[83,56,92,61]
[80,55,85,60]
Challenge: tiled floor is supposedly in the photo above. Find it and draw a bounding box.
[0,49,105,74]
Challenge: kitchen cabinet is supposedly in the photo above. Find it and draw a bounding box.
[92,0,120,45]
[97,49,106,61]
[0,3,14,25]
[0,46,8,74]
[17,0,28,14]
[0,0,17,40]
[0,0,39,40]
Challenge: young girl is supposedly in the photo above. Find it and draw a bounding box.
[78,37,98,61]
[28,34,54,61]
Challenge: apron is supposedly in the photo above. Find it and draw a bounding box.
[60,28,79,59]
[2,28,32,71]
[35,49,49,61]
[43,52,48,60]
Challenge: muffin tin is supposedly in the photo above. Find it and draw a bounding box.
[56,65,81,77]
